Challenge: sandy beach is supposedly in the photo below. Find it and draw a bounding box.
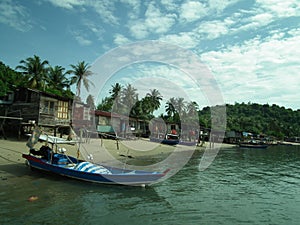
[1,136,298,171]
[0,136,234,180]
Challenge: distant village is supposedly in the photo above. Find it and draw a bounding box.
[0,87,207,142]
[0,56,299,145]
[1,87,299,145]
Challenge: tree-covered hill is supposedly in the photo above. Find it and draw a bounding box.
[199,102,300,139]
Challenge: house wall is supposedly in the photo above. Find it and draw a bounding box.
[10,89,40,123]
[39,96,71,126]
[10,88,71,127]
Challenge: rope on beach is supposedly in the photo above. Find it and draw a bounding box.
[0,146,23,154]
[0,154,21,164]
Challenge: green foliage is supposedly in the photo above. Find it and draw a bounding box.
[69,61,93,96]
[1,57,78,99]
[199,102,300,139]
[0,61,26,96]
[96,84,163,120]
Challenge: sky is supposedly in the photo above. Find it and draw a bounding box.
[0,0,300,110]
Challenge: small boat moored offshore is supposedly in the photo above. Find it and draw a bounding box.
[238,140,269,149]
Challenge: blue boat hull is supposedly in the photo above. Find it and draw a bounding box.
[22,154,168,186]
[150,137,179,146]
[239,144,269,149]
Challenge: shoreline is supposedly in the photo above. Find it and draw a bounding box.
[0,137,234,164]
[1,137,298,183]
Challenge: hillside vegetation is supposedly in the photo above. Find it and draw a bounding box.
[199,102,300,139]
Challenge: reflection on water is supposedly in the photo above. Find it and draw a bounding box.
[1,145,300,225]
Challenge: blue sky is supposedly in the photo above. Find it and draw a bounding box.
[0,0,300,110]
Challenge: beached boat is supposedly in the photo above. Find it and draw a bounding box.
[22,128,169,186]
[150,133,180,146]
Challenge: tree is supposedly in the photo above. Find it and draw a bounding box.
[165,97,176,118]
[0,62,26,96]
[86,94,95,109]
[145,89,163,114]
[47,65,70,91]
[109,83,122,111]
[16,55,49,90]
[69,61,93,97]
[121,84,138,114]
[97,97,114,111]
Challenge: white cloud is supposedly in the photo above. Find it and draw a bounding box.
[114,34,131,46]
[74,34,92,46]
[69,28,92,46]
[159,32,198,49]
[179,1,207,23]
[81,19,105,40]
[256,0,300,18]
[0,0,32,32]
[129,2,176,39]
[200,30,300,109]
[161,0,179,11]
[120,0,141,19]
[46,0,119,25]
[114,63,207,106]
[128,21,149,39]
[93,1,119,26]
[195,20,229,40]
[145,3,176,33]
[208,0,240,14]
[46,0,86,9]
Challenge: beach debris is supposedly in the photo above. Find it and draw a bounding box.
[28,196,39,202]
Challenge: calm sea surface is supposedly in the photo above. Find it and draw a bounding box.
[1,145,300,225]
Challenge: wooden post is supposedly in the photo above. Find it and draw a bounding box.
[116,138,119,150]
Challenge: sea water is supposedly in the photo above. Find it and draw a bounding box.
[1,145,300,225]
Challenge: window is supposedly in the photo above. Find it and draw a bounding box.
[57,101,69,119]
[42,101,55,114]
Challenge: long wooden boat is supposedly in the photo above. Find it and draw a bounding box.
[23,129,169,186]
[239,143,269,149]
[150,133,180,146]
[23,152,169,186]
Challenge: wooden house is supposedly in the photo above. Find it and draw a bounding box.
[94,110,149,138]
[8,88,73,135]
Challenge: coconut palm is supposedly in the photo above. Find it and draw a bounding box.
[109,83,122,111]
[47,65,70,91]
[16,55,49,90]
[109,83,122,99]
[165,97,177,118]
[86,94,95,109]
[121,84,138,114]
[186,101,199,116]
[146,89,163,113]
[176,97,186,116]
[69,61,93,96]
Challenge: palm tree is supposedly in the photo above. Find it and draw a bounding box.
[16,55,49,90]
[109,83,122,99]
[165,97,177,118]
[109,83,122,111]
[146,89,163,114]
[121,84,138,114]
[69,61,93,96]
[47,65,70,91]
[86,94,95,109]
[176,97,186,117]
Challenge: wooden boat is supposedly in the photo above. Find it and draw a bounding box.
[23,129,170,186]
[238,140,269,149]
[150,133,180,146]
[178,140,197,146]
